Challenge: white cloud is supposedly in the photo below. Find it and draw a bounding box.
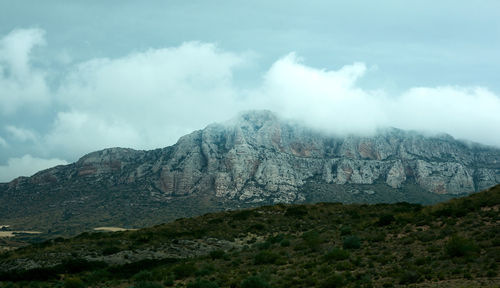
[0,155,68,182]
[45,44,500,160]
[1,27,500,183]
[0,28,50,115]
[255,53,389,135]
[0,136,7,147]
[5,125,37,142]
[48,42,246,158]
[251,55,500,145]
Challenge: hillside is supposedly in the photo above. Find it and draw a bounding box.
[0,185,499,287]
[1,111,500,239]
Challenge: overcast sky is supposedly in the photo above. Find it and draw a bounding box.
[1,1,500,182]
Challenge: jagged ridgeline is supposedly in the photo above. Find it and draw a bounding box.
[0,185,499,287]
[1,110,500,237]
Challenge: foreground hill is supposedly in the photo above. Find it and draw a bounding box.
[0,185,499,287]
[1,110,500,238]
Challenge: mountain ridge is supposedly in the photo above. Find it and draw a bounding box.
[1,110,499,237]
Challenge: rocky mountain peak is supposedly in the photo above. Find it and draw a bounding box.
[1,110,500,235]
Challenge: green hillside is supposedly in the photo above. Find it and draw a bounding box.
[0,185,499,287]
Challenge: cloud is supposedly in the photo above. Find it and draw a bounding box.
[5,125,37,142]
[48,42,246,158]
[1,27,500,182]
[255,53,388,135]
[0,28,50,115]
[0,136,7,147]
[253,55,500,145]
[41,42,500,160]
[0,155,68,182]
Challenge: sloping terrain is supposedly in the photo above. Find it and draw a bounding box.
[0,185,499,287]
[1,110,500,238]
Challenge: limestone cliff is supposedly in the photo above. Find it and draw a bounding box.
[1,110,499,234]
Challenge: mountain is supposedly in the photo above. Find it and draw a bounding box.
[1,110,500,237]
[1,185,499,287]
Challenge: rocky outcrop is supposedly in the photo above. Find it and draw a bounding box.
[1,110,500,234]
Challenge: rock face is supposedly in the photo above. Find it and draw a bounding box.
[1,110,500,234]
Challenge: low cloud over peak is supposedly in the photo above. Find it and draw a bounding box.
[1,28,500,181]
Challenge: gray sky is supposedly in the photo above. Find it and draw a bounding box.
[1,0,500,181]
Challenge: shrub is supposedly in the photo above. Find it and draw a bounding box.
[254,251,280,265]
[284,206,308,218]
[399,270,420,285]
[342,235,361,250]
[102,246,121,256]
[209,250,225,259]
[187,279,219,288]
[232,210,255,220]
[324,248,350,262]
[64,277,85,288]
[445,235,479,257]
[320,273,345,288]
[280,239,291,247]
[133,270,154,281]
[376,214,395,226]
[302,230,322,251]
[133,282,163,288]
[340,226,351,236]
[173,263,197,279]
[241,276,270,288]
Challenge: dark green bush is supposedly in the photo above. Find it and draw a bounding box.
[232,210,255,221]
[133,270,155,281]
[209,249,225,259]
[241,276,270,288]
[342,235,361,250]
[324,248,350,262]
[320,273,345,288]
[64,277,85,288]
[302,230,322,251]
[133,282,163,288]
[340,226,351,236]
[173,263,197,279]
[284,206,308,218]
[445,235,479,257]
[254,251,280,265]
[102,246,121,256]
[280,239,291,247]
[377,214,395,226]
[187,279,219,288]
[399,270,420,285]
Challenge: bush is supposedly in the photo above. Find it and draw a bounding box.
[284,206,308,218]
[209,250,225,259]
[133,282,163,288]
[280,239,291,247]
[187,279,219,288]
[102,246,121,256]
[342,235,361,250]
[445,235,479,257]
[133,270,154,281]
[320,273,345,288]
[173,263,197,279]
[64,278,85,288]
[254,251,280,265]
[399,270,420,285]
[302,230,322,251]
[377,214,395,226]
[324,248,350,262]
[241,276,270,288]
[340,226,351,236]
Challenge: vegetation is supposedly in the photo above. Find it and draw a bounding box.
[0,185,499,287]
